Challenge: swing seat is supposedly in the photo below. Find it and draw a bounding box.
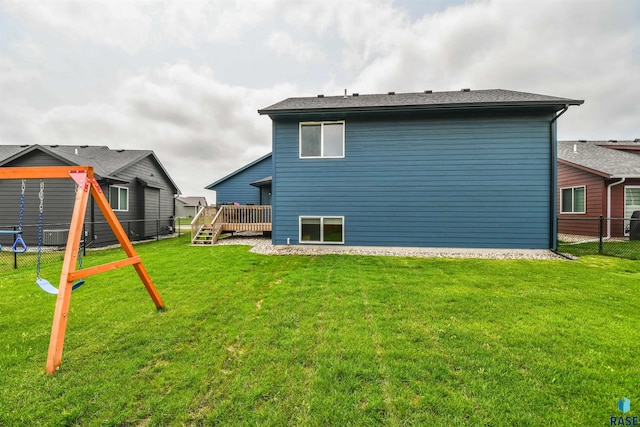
[36,278,59,295]
[36,278,86,295]
[12,235,27,253]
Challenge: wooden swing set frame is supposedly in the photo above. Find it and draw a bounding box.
[0,166,164,374]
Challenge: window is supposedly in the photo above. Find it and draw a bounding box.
[109,186,129,211]
[624,186,640,235]
[300,121,344,158]
[560,186,585,214]
[299,216,344,244]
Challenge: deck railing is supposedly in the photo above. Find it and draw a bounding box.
[216,205,272,228]
[191,205,272,241]
[190,206,218,241]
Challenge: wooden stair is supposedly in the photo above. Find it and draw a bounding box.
[192,224,222,245]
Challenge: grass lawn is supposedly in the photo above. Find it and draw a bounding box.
[558,240,640,260]
[1,234,638,426]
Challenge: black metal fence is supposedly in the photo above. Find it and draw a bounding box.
[557,216,640,260]
[0,218,178,272]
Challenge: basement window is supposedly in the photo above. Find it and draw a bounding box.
[299,121,345,158]
[109,186,129,211]
[560,186,585,214]
[299,216,344,244]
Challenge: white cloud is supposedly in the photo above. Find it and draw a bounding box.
[5,0,153,54]
[265,31,324,63]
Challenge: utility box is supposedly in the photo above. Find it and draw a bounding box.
[43,229,68,246]
[630,211,640,241]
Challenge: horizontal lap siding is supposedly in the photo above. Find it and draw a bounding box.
[557,163,604,236]
[273,111,554,248]
[213,157,272,205]
[0,152,77,233]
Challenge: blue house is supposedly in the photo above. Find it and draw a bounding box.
[257,89,583,249]
[205,153,272,206]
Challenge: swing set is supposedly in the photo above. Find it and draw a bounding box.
[0,166,165,374]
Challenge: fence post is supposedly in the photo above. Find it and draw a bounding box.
[13,226,18,269]
[598,215,604,254]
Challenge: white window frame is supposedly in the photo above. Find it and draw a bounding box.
[299,216,345,244]
[109,185,129,212]
[624,185,640,236]
[560,186,586,214]
[299,121,345,159]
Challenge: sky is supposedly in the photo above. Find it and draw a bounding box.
[1,0,639,201]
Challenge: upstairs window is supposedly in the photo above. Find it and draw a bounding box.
[560,186,585,214]
[109,186,129,211]
[300,121,345,158]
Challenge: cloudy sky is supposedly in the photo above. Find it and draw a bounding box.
[1,0,638,200]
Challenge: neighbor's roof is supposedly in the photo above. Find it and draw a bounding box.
[558,140,640,178]
[0,144,180,192]
[176,196,208,207]
[205,152,272,189]
[258,89,584,115]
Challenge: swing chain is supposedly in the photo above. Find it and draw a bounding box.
[36,180,45,279]
[17,180,26,231]
[39,180,44,214]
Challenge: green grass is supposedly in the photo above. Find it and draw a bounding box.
[1,235,639,426]
[558,240,640,260]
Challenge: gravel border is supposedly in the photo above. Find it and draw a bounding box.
[215,232,568,260]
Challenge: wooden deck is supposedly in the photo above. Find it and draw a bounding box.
[191,205,271,245]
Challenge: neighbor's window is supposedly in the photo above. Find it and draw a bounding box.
[300,121,345,158]
[299,216,344,244]
[624,186,640,235]
[109,186,129,211]
[560,186,585,214]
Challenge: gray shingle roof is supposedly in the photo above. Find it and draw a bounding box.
[0,144,179,192]
[558,140,640,178]
[176,196,208,207]
[259,89,583,115]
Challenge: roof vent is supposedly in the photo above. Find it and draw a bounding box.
[317,94,324,98]
[424,90,432,94]
[578,140,587,143]
[353,93,359,97]
[461,88,470,92]
[20,144,29,147]
[117,149,125,153]
[80,145,88,148]
[608,139,617,143]
[344,89,348,98]
[635,138,639,142]
[388,91,395,95]
[50,145,58,148]
[74,148,78,155]
[573,144,577,153]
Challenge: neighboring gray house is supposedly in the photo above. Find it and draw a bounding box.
[256,89,583,249]
[175,196,208,218]
[205,153,272,206]
[0,144,179,247]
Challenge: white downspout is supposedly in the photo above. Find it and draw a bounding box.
[606,178,626,239]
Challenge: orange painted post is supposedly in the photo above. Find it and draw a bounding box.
[46,172,90,374]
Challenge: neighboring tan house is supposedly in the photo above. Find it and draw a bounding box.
[198,88,583,248]
[557,140,640,238]
[0,144,180,247]
[175,196,208,218]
